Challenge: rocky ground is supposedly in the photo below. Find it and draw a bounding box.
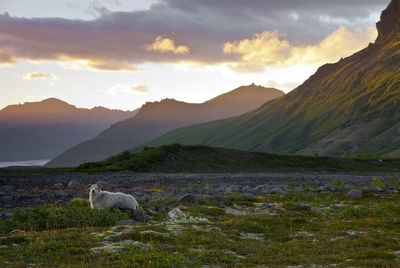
[1,171,400,267]
[1,171,399,209]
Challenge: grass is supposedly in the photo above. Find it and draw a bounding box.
[74,144,400,173]
[1,191,400,267]
[0,198,130,234]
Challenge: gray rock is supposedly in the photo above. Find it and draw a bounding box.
[268,186,284,194]
[9,229,26,236]
[90,240,150,254]
[326,184,346,193]
[35,198,45,204]
[168,208,185,220]
[67,179,81,189]
[146,208,157,215]
[138,194,153,202]
[132,209,149,222]
[240,193,255,200]
[262,202,273,209]
[291,203,312,211]
[0,195,13,204]
[53,183,64,190]
[139,230,170,238]
[346,189,363,199]
[96,181,112,190]
[222,198,233,207]
[254,185,266,194]
[0,210,11,220]
[241,186,254,193]
[117,219,136,225]
[180,194,197,203]
[224,185,240,194]
[54,199,65,205]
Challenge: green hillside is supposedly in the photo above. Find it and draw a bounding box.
[76,144,400,173]
[147,1,400,158]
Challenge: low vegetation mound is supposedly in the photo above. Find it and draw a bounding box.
[0,198,130,233]
[76,144,400,173]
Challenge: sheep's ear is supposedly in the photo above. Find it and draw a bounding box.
[86,184,92,189]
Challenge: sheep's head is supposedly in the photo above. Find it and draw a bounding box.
[89,184,101,196]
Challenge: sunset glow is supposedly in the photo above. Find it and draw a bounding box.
[0,0,390,110]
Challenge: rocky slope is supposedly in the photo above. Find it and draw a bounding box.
[46,85,284,167]
[0,98,136,161]
[147,0,400,158]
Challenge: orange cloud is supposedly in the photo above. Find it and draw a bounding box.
[0,48,16,65]
[22,72,59,80]
[223,26,377,72]
[108,84,150,96]
[145,36,190,55]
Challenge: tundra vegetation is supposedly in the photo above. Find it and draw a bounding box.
[1,187,400,267]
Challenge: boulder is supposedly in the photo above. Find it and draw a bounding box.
[254,185,266,194]
[168,208,185,220]
[53,183,64,190]
[132,209,149,222]
[180,194,197,203]
[67,179,81,189]
[224,185,240,194]
[346,189,363,199]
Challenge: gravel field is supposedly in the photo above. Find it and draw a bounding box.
[1,171,399,208]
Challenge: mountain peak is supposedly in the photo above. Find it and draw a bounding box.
[376,0,400,41]
[40,97,67,104]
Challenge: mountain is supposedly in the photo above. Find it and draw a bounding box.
[0,98,137,161]
[46,85,284,167]
[146,0,400,159]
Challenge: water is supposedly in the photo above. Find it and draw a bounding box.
[0,159,50,168]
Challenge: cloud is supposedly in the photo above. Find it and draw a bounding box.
[0,0,388,71]
[22,72,59,80]
[145,36,189,55]
[108,84,150,96]
[223,26,377,72]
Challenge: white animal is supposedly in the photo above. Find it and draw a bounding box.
[88,184,139,211]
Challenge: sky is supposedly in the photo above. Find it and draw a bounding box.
[0,0,391,110]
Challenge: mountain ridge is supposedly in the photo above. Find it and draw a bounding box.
[145,0,400,158]
[0,98,137,161]
[46,85,284,167]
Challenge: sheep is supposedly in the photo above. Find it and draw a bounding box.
[88,184,139,211]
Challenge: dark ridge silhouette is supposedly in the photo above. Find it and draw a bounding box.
[46,85,284,167]
[0,98,137,161]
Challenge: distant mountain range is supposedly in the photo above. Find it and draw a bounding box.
[46,85,284,167]
[0,98,137,161]
[146,0,400,159]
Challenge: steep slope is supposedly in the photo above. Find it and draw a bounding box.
[147,0,400,158]
[46,85,284,167]
[0,98,136,161]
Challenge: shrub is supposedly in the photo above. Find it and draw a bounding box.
[7,201,130,232]
[371,178,386,190]
[68,198,91,208]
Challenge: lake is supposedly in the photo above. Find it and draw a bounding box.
[0,159,50,168]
